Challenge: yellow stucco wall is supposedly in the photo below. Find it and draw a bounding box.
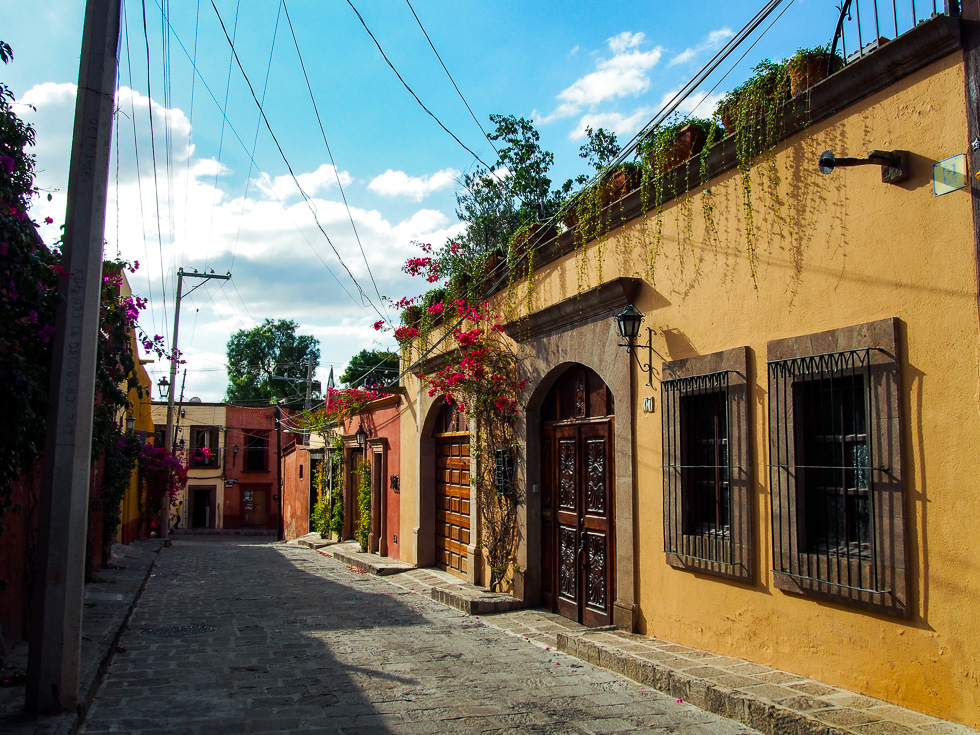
[149,402,228,527]
[501,52,980,725]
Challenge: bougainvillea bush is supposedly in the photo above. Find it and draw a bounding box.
[376,243,527,591]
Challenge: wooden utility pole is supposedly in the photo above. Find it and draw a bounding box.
[276,404,284,541]
[161,268,229,541]
[26,0,121,713]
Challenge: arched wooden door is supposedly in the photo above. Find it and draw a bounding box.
[433,402,470,578]
[541,366,615,627]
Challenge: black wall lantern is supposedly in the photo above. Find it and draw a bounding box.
[615,304,655,386]
[156,376,170,399]
[390,475,400,492]
[125,413,136,434]
[355,424,367,449]
[232,444,240,467]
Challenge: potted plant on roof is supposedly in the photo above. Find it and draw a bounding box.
[716,59,789,134]
[598,161,642,206]
[639,117,724,173]
[785,45,843,97]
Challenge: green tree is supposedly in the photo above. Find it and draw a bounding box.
[225,319,320,406]
[340,348,398,388]
[578,126,621,174]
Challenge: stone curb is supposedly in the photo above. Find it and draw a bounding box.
[328,547,413,576]
[555,632,978,735]
[427,586,521,616]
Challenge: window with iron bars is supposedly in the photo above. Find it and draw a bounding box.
[661,347,751,580]
[767,318,907,615]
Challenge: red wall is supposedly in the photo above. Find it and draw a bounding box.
[224,406,280,530]
[349,398,401,560]
[282,441,309,540]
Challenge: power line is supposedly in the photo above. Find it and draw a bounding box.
[139,0,170,341]
[282,0,389,324]
[403,0,498,160]
[231,0,281,273]
[122,2,158,340]
[343,0,494,173]
[151,0,364,309]
[208,0,386,323]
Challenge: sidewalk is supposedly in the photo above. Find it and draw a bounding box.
[293,533,978,735]
[0,540,161,735]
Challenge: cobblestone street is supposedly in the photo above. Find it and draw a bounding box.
[79,538,758,735]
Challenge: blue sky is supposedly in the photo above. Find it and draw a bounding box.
[3,0,844,401]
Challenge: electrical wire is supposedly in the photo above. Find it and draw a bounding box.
[150,0,364,309]
[231,0,282,273]
[122,2,159,340]
[209,0,387,324]
[281,0,389,324]
[403,0,498,159]
[139,0,170,340]
[343,0,495,173]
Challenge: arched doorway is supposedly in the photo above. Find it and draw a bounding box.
[433,402,470,578]
[541,365,615,626]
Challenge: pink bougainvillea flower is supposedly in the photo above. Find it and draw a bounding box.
[43,216,53,224]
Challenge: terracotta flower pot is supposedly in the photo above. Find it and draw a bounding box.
[647,123,709,170]
[562,207,579,231]
[789,55,836,97]
[599,167,640,206]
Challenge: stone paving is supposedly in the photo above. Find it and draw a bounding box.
[78,538,759,735]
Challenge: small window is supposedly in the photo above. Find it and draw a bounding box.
[189,426,219,468]
[768,318,907,615]
[299,465,304,479]
[245,432,268,472]
[662,347,751,580]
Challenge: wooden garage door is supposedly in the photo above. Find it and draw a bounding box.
[434,403,470,577]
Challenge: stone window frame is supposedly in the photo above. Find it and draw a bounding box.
[661,346,752,581]
[767,318,908,616]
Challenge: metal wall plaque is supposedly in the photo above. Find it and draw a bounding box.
[933,154,967,196]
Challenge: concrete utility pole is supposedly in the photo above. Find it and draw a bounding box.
[162,268,229,541]
[27,0,121,713]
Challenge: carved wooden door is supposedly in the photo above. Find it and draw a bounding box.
[552,420,613,626]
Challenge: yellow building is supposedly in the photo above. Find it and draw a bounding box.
[398,11,980,727]
[149,401,228,530]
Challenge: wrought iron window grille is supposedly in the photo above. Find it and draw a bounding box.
[662,370,741,566]
[767,347,891,595]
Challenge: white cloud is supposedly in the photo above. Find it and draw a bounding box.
[367,167,460,201]
[608,31,645,54]
[669,27,733,66]
[570,108,656,140]
[656,89,727,118]
[252,163,352,202]
[540,33,663,123]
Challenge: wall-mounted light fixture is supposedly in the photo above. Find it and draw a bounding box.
[818,149,909,183]
[355,424,367,449]
[157,376,170,399]
[614,304,655,386]
[232,444,240,468]
[125,413,136,434]
[390,475,400,492]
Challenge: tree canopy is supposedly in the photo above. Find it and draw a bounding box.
[225,319,320,406]
[339,348,399,389]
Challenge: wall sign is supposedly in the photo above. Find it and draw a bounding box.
[933,154,967,196]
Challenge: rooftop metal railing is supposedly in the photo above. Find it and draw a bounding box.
[832,0,959,65]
